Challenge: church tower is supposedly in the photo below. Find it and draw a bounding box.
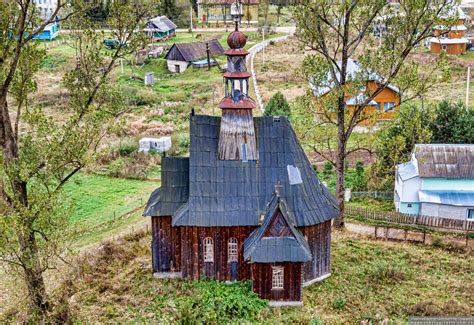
[217,10,258,161]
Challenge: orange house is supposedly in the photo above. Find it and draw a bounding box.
[310,58,401,124]
[430,7,468,55]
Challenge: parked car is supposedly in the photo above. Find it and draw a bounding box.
[103,38,128,49]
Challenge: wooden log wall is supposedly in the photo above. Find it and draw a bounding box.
[180,226,256,281]
[300,220,331,282]
[151,216,181,272]
[251,262,303,301]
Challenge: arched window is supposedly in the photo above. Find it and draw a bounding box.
[203,237,214,263]
[228,238,238,262]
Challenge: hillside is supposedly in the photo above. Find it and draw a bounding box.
[21,230,471,323]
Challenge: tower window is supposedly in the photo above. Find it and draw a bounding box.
[272,266,284,290]
[203,237,214,262]
[228,238,238,262]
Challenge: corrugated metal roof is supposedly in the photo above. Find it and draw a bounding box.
[419,190,474,206]
[171,115,339,227]
[414,144,474,179]
[164,40,225,62]
[243,194,312,263]
[397,160,418,181]
[146,16,177,33]
[144,157,189,217]
[309,58,400,97]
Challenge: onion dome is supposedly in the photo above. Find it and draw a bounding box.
[227,30,247,49]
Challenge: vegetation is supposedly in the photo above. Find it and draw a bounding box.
[0,1,150,320]
[5,230,469,323]
[429,101,474,144]
[264,91,291,117]
[293,0,452,228]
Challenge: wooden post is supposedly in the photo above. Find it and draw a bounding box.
[206,43,211,70]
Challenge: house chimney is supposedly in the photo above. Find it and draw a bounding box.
[218,10,258,161]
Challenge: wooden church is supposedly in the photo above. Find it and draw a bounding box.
[144,23,338,306]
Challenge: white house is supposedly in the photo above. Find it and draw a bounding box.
[33,0,59,41]
[395,144,474,220]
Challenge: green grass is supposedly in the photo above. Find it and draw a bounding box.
[66,230,473,323]
[63,173,157,227]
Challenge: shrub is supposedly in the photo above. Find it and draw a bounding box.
[118,139,138,156]
[323,161,333,178]
[135,88,160,106]
[332,297,346,310]
[264,91,291,117]
[352,160,367,191]
[176,280,267,323]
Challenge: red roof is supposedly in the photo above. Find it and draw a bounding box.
[225,49,249,56]
[223,71,251,78]
[218,97,256,109]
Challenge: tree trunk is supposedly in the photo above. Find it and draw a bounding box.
[334,97,346,228]
[0,93,49,317]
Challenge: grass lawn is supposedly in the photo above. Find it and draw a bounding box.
[68,230,473,323]
[63,173,157,228]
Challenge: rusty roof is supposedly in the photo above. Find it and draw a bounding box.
[164,39,225,62]
[414,144,474,178]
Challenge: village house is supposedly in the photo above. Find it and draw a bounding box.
[145,26,339,306]
[197,0,259,25]
[33,0,59,41]
[309,58,401,124]
[430,6,469,55]
[395,144,474,220]
[164,39,225,73]
[144,16,177,42]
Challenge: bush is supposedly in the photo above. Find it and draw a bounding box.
[176,280,267,323]
[323,161,333,178]
[117,139,138,156]
[264,91,291,117]
[332,298,346,310]
[351,160,367,191]
[135,88,160,106]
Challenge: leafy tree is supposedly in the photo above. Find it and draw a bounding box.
[429,101,474,144]
[368,105,432,190]
[159,0,180,21]
[293,0,452,227]
[0,0,149,320]
[264,91,291,117]
[351,161,367,191]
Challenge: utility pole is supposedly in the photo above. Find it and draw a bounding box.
[190,5,193,34]
[262,27,265,65]
[466,65,471,111]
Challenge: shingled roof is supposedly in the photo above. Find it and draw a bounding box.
[145,16,177,33]
[144,157,189,217]
[414,144,473,179]
[243,194,312,263]
[166,115,338,227]
[164,40,225,62]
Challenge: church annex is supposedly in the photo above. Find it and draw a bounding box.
[144,25,339,306]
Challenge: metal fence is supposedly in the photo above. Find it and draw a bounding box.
[350,191,394,201]
[345,206,474,232]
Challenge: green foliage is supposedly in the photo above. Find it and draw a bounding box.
[264,91,291,117]
[332,297,347,310]
[351,160,367,191]
[176,280,267,323]
[323,161,333,178]
[40,54,67,70]
[117,139,138,156]
[158,0,180,21]
[429,101,474,144]
[369,104,432,190]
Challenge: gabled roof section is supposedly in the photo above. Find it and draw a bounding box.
[145,16,177,32]
[171,115,339,227]
[164,40,225,62]
[144,156,189,217]
[309,58,400,97]
[414,144,473,179]
[397,160,418,181]
[243,194,312,263]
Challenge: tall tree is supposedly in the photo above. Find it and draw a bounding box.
[429,100,474,144]
[0,0,148,320]
[264,91,291,117]
[159,0,180,21]
[293,0,452,227]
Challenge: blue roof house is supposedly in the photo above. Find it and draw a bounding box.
[395,144,474,220]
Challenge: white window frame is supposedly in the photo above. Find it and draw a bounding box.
[272,266,284,290]
[441,44,447,51]
[383,102,395,112]
[203,237,214,263]
[228,238,238,262]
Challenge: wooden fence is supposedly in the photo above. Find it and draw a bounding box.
[345,206,474,232]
